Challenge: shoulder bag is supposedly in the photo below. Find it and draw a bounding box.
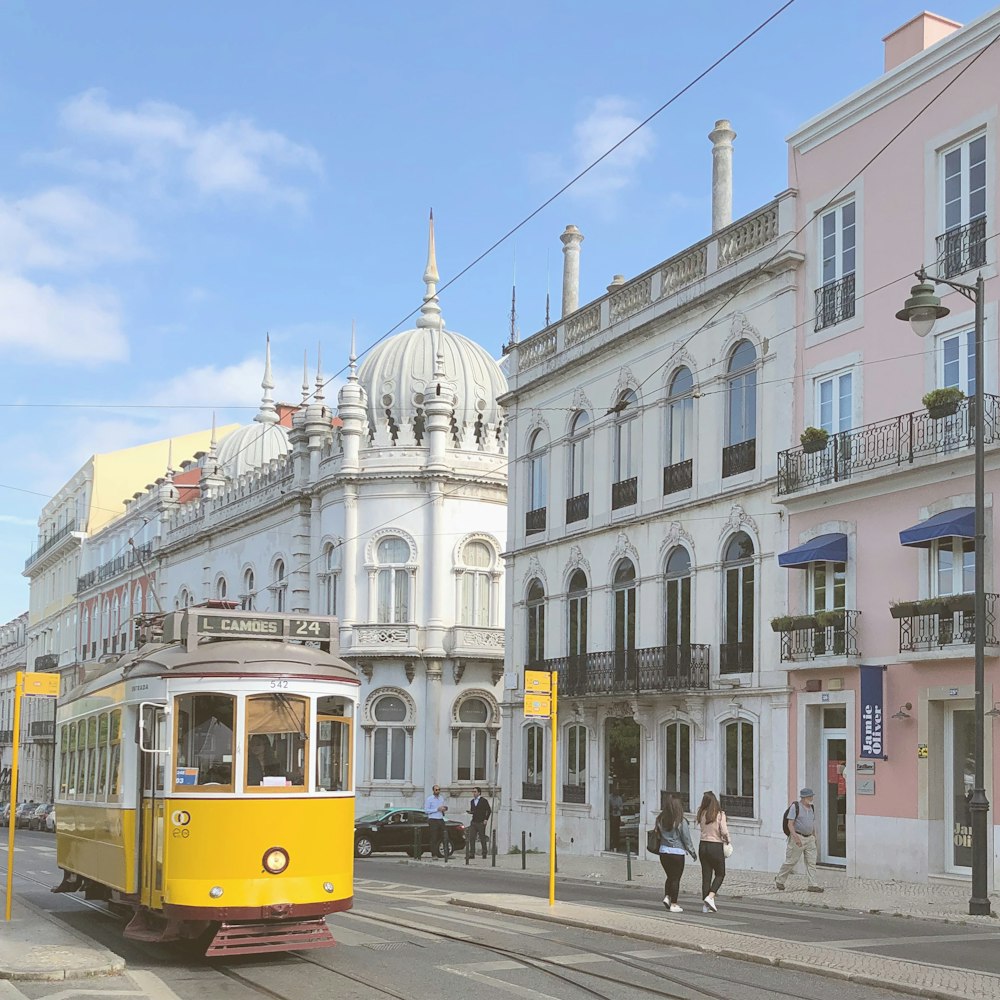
[645,827,660,856]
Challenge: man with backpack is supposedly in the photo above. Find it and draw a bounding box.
[775,788,823,892]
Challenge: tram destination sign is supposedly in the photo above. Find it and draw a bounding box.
[163,610,336,646]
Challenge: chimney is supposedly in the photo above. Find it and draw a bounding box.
[560,225,584,316]
[883,12,961,72]
[709,119,736,233]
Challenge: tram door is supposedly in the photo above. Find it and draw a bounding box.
[139,704,167,909]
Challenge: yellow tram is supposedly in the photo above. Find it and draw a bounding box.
[53,606,358,956]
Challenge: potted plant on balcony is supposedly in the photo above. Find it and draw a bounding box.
[922,387,964,419]
[770,614,818,632]
[799,426,829,454]
[815,609,846,629]
[889,599,919,619]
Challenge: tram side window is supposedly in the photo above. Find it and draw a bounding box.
[71,720,84,799]
[108,709,123,802]
[59,723,72,797]
[316,696,352,793]
[96,713,110,799]
[246,694,309,791]
[84,717,98,799]
[174,693,235,791]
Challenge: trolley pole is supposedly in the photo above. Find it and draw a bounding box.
[548,671,558,908]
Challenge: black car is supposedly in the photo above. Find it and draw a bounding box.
[354,808,466,858]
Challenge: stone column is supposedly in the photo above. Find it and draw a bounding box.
[560,225,584,317]
[709,119,736,233]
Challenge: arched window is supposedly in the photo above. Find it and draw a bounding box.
[523,723,544,800]
[567,570,588,662]
[665,367,694,492]
[130,586,142,648]
[724,719,754,816]
[459,539,495,627]
[564,723,587,802]
[567,412,590,519]
[321,542,340,616]
[176,589,192,611]
[663,721,691,811]
[376,537,410,624]
[726,340,757,449]
[665,547,691,649]
[526,429,548,534]
[721,532,754,673]
[613,558,637,682]
[526,579,545,667]
[216,576,228,601]
[612,390,638,508]
[111,596,120,650]
[242,568,255,611]
[455,696,493,783]
[271,559,287,612]
[372,693,409,781]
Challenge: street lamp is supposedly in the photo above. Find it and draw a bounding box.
[896,268,990,917]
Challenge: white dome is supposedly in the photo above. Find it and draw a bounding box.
[216,421,291,478]
[359,326,507,450]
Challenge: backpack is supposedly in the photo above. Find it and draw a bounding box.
[781,801,798,837]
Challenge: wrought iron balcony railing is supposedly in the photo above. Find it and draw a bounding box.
[719,640,753,674]
[778,394,1000,495]
[611,476,638,510]
[896,594,998,653]
[522,782,543,801]
[25,520,79,571]
[663,459,693,495]
[562,784,586,804]
[937,217,986,279]
[541,644,710,697]
[720,794,754,818]
[77,541,154,592]
[29,720,55,739]
[566,493,589,524]
[777,610,861,661]
[525,506,547,535]
[722,439,756,478]
[814,272,856,331]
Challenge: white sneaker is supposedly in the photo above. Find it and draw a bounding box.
[704,895,718,912]
[702,904,711,913]
[669,904,684,913]
[662,895,670,905]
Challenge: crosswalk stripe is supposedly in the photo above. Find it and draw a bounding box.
[348,912,444,941]
[400,905,546,936]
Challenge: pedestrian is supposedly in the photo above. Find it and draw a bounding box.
[695,790,729,913]
[466,786,492,859]
[609,784,624,850]
[424,783,448,859]
[775,788,824,892]
[655,795,697,912]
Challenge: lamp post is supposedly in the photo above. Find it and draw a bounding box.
[896,269,990,916]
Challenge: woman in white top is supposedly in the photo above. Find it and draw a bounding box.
[695,790,730,913]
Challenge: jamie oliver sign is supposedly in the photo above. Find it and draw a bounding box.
[860,664,886,760]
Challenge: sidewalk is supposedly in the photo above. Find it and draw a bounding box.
[0,891,125,981]
[429,848,999,926]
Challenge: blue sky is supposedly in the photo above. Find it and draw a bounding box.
[0,0,991,622]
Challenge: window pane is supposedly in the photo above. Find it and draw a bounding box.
[725,723,738,795]
[390,729,405,779]
[458,729,472,781]
[374,728,388,780]
[246,694,308,789]
[459,698,489,724]
[374,696,406,723]
[740,723,754,797]
[175,693,236,789]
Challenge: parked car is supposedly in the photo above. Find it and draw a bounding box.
[28,803,53,831]
[45,806,56,833]
[354,808,466,858]
[14,801,38,829]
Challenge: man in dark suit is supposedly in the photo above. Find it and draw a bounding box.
[466,786,492,859]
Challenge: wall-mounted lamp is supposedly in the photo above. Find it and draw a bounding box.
[892,702,913,720]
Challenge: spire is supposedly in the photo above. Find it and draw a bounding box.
[166,439,174,477]
[348,321,358,381]
[416,209,444,331]
[254,334,279,425]
[509,251,518,346]
[314,342,324,402]
[301,350,310,403]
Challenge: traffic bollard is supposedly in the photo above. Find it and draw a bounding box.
[626,842,632,881]
[491,831,497,868]
[413,828,421,860]
[521,830,526,870]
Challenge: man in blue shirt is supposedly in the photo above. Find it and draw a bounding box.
[424,784,448,859]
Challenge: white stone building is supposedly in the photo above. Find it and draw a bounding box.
[153,222,509,815]
[497,124,802,869]
[0,612,28,802]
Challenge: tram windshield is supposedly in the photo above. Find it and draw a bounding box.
[245,694,308,791]
[316,696,352,792]
[174,693,236,791]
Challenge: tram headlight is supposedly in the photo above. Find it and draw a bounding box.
[209,886,224,899]
[323,882,335,894]
[262,847,290,874]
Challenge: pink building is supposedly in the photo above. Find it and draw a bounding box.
[778,8,999,886]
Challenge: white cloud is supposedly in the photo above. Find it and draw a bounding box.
[0,273,127,362]
[0,514,37,527]
[530,96,655,203]
[0,187,142,272]
[60,89,322,204]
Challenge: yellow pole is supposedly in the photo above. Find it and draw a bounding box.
[4,672,24,921]
[548,671,558,906]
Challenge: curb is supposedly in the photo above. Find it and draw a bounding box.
[449,894,1000,1000]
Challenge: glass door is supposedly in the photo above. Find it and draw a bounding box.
[820,706,847,865]
[945,706,975,874]
[605,718,640,854]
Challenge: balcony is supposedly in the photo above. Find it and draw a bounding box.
[77,542,154,593]
[937,217,986,279]
[772,610,861,662]
[611,477,637,510]
[663,459,692,496]
[447,626,505,660]
[722,439,755,478]
[814,272,856,331]
[891,594,999,653]
[34,653,59,671]
[522,782,543,801]
[525,506,547,536]
[778,394,1000,495]
[720,794,754,818]
[29,720,55,739]
[24,520,79,572]
[562,784,586,804]
[566,493,589,524]
[719,640,753,674]
[541,645,710,696]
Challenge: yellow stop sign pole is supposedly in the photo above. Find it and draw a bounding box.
[5,671,60,921]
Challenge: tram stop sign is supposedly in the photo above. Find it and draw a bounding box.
[524,669,552,718]
[23,672,60,697]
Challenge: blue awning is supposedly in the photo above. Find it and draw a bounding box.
[778,533,848,569]
[899,507,975,548]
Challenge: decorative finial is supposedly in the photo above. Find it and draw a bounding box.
[424,207,439,286]
[255,334,278,424]
[314,341,324,402]
[301,350,309,402]
[416,209,444,331]
[348,321,358,380]
[166,440,174,476]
